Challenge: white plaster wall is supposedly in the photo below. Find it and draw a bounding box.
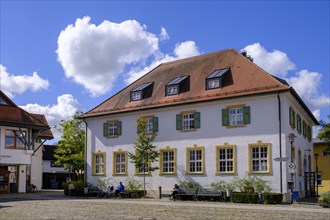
[85,93,316,195]
[18,165,26,193]
[42,160,69,174]
[30,145,43,190]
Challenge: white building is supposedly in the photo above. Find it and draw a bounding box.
[0,90,53,193]
[81,49,318,199]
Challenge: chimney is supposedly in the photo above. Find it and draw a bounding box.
[240,50,247,57]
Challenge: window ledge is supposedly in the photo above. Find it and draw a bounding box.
[180,129,197,133]
[112,174,127,176]
[226,125,246,129]
[159,173,177,176]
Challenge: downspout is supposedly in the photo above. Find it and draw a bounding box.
[277,92,283,193]
[82,118,88,184]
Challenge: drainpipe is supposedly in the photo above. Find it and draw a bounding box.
[82,118,88,185]
[277,92,283,193]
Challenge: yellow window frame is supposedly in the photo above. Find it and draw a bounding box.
[159,147,177,176]
[92,151,106,176]
[248,141,272,175]
[112,150,128,176]
[216,143,237,175]
[186,145,205,175]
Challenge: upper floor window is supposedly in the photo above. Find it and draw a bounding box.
[206,68,229,90]
[103,120,122,138]
[130,82,153,102]
[289,107,296,129]
[297,114,302,134]
[166,75,189,96]
[222,105,250,127]
[5,129,26,149]
[137,116,158,134]
[176,111,200,131]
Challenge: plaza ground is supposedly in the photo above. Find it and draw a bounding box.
[0,190,329,220]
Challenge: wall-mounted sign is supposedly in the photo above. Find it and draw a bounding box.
[0,155,12,159]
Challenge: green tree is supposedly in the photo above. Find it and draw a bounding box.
[128,117,159,198]
[54,112,85,180]
[317,115,330,142]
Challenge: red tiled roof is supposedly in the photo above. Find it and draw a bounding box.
[0,90,53,139]
[80,49,318,125]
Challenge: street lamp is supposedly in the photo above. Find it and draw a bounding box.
[288,133,296,203]
[314,153,319,197]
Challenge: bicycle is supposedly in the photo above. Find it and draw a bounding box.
[26,184,37,192]
[97,185,114,199]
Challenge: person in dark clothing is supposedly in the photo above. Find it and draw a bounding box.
[170,184,180,200]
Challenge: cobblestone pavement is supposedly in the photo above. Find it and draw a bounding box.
[0,190,329,220]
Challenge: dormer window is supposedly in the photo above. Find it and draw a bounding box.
[130,82,153,102]
[131,91,142,101]
[166,75,190,96]
[206,68,229,90]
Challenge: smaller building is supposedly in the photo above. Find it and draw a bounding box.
[313,138,330,194]
[42,145,69,189]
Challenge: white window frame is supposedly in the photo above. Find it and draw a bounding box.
[183,113,194,130]
[162,151,175,174]
[207,78,220,89]
[188,149,203,174]
[145,117,154,133]
[229,107,243,126]
[219,148,234,173]
[115,152,126,175]
[167,85,178,96]
[251,146,268,172]
[108,122,118,137]
[131,91,142,101]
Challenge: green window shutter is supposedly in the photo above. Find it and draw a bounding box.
[153,117,158,132]
[289,107,292,127]
[222,109,229,126]
[243,106,251,124]
[103,122,108,137]
[293,110,296,129]
[194,112,201,129]
[176,114,182,130]
[117,121,122,136]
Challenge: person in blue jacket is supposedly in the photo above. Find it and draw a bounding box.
[114,182,125,198]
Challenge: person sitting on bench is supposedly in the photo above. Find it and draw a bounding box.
[114,182,125,198]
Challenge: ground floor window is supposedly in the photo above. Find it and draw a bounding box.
[113,151,127,175]
[159,148,176,175]
[216,144,236,175]
[248,141,272,174]
[92,152,106,176]
[186,146,204,175]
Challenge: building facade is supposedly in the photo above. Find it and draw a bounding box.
[81,49,318,199]
[313,139,330,194]
[0,90,53,193]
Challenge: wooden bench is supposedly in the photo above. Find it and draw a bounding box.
[196,188,222,201]
[174,188,196,201]
[119,190,130,198]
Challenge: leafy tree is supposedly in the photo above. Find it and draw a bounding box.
[317,115,330,142]
[54,112,85,180]
[128,117,159,198]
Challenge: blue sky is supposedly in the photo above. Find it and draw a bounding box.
[0,1,329,141]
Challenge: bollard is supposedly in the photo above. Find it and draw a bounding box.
[159,186,162,199]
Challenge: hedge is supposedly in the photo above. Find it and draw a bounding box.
[262,193,283,204]
[231,192,258,204]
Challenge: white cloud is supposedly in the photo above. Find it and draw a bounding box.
[20,94,80,138]
[159,27,169,41]
[125,41,200,84]
[0,65,49,98]
[243,43,295,77]
[56,16,159,97]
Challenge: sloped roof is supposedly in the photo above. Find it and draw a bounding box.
[0,90,53,139]
[81,49,318,125]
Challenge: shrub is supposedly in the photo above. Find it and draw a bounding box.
[125,176,142,191]
[318,191,330,207]
[180,181,201,192]
[210,180,226,192]
[231,192,259,204]
[63,180,85,196]
[232,175,271,193]
[262,193,283,204]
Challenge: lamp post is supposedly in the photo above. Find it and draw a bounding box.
[314,153,319,197]
[288,133,296,203]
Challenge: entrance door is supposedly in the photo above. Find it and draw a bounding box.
[0,166,10,193]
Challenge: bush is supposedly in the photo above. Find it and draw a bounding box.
[210,180,226,192]
[262,193,283,204]
[231,192,259,204]
[125,176,142,191]
[318,191,330,208]
[179,181,201,193]
[63,180,85,196]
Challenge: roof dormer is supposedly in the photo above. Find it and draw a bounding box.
[130,82,154,102]
[165,75,190,96]
[206,68,230,90]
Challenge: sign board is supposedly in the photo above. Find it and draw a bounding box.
[288,162,295,173]
[274,157,289,162]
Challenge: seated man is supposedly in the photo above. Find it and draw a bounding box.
[170,183,180,200]
[114,182,125,198]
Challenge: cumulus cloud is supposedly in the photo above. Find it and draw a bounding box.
[125,41,200,84]
[0,65,49,98]
[243,43,329,124]
[243,43,295,77]
[20,94,80,138]
[159,27,169,41]
[56,16,159,97]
